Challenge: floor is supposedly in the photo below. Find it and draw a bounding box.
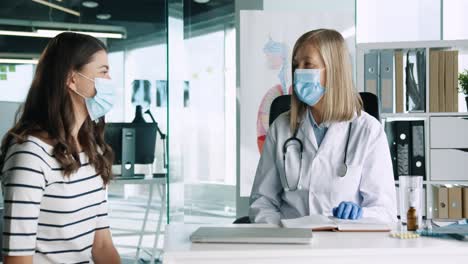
[107,182,236,263]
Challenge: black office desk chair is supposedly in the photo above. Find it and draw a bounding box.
[233,92,380,224]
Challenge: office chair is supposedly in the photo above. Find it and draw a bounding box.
[233,92,380,224]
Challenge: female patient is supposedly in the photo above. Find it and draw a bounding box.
[0,32,120,263]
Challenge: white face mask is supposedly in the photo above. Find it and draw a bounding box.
[75,72,115,121]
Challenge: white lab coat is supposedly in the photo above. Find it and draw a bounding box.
[249,110,397,225]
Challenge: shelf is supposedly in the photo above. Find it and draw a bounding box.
[381,112,468,119]
[357,39,468,51]
[426,181,468,186]
[395,181,468,185]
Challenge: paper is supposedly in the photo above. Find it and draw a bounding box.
[281,215,390,232]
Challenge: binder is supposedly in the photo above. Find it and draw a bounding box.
[448,187,463,219]
[463,187,468,218]
[416,50,426,112]
[429,50,439,112]
[405,51,423,111]
[445,51,454,112]
[410,121,425,179]
[395,121,411,176]
[438,51,446,112]
[380,50,394,113]
[384,121,398,179]
[395,51,404,113]
[385,120,426,181]
[364,52,378,96]
[453,50,459,112]
[437,186,449,219]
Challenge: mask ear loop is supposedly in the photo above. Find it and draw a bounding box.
[73,72,96,99]
[77,72,95,82]
[72,88,88,99]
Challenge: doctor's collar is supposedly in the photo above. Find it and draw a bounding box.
[307,108,330,129]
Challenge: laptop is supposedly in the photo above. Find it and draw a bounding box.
[190,226,313,244]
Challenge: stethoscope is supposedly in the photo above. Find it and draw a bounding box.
[281,121,352,191]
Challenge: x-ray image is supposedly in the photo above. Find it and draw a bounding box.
[131,80,151,108]
[156,80,167,107]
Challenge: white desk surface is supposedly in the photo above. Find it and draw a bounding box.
[163,223,468,264]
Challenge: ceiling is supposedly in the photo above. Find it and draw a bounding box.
[0,0,234,55]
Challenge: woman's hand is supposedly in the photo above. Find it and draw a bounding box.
[332,201,363,220]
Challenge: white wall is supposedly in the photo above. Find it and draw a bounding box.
[357,0,440,43]
[443,0,468,40]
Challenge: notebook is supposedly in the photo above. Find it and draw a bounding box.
[280,215,391,232]
[190,226,313,244]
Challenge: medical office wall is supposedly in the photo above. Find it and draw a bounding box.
[239,1,356,197]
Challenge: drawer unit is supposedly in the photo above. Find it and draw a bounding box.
[430,149,468,181]
[430,117,468,148]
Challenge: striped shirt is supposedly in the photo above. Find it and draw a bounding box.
[1,136,109,263]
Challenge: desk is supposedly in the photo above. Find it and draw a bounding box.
[111,174,166,264]
[163,224,468,264]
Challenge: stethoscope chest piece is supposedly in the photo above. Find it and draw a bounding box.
[337,163,347,177]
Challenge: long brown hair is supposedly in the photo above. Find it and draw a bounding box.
[290,29,362,133]
[0,32,114,184]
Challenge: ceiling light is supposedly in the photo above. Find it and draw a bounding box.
[96,13,112,20]
[32,0,80,17]
[0,29,124,39]
[0,30,40,37]
[37,29,123,39]
[82,1,99,8]
[194,0,211,3]
[0,58,38,64]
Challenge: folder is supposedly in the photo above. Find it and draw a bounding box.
[384,121,398,180]
[380,50,394,113]
[429,50,439,112]
[416,50,426,112]
[395,51,404,113]
[453,50,459,112]
[410,121,425,179]
[395,121,411,176]
[448,187,463,219]
[364,52,378,96]
[445,51,454,112]
[438,51,446,112]
[405,51,423,111]
[463,187,468,218]
[437,187,449,219]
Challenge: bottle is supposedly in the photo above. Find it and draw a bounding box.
[407,206,418,231]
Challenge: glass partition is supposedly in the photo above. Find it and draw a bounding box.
[167,0,236,225]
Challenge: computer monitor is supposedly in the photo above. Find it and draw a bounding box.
[104,122,157,177]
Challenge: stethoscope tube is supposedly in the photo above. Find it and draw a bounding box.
[282,121,353,191]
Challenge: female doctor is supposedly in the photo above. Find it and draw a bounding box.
[249,29,397,224]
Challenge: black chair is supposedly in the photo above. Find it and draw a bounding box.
[233,92,380,224]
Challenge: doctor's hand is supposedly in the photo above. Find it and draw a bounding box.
[332,201,363,220]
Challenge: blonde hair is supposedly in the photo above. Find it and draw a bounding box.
[290,29,362,132]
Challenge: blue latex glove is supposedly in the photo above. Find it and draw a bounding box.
[332,201,363,220]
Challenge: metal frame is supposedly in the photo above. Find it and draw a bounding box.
[111,176,167,264]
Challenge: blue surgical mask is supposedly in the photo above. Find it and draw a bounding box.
[76,72,115,121]
[293,69,325,106]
